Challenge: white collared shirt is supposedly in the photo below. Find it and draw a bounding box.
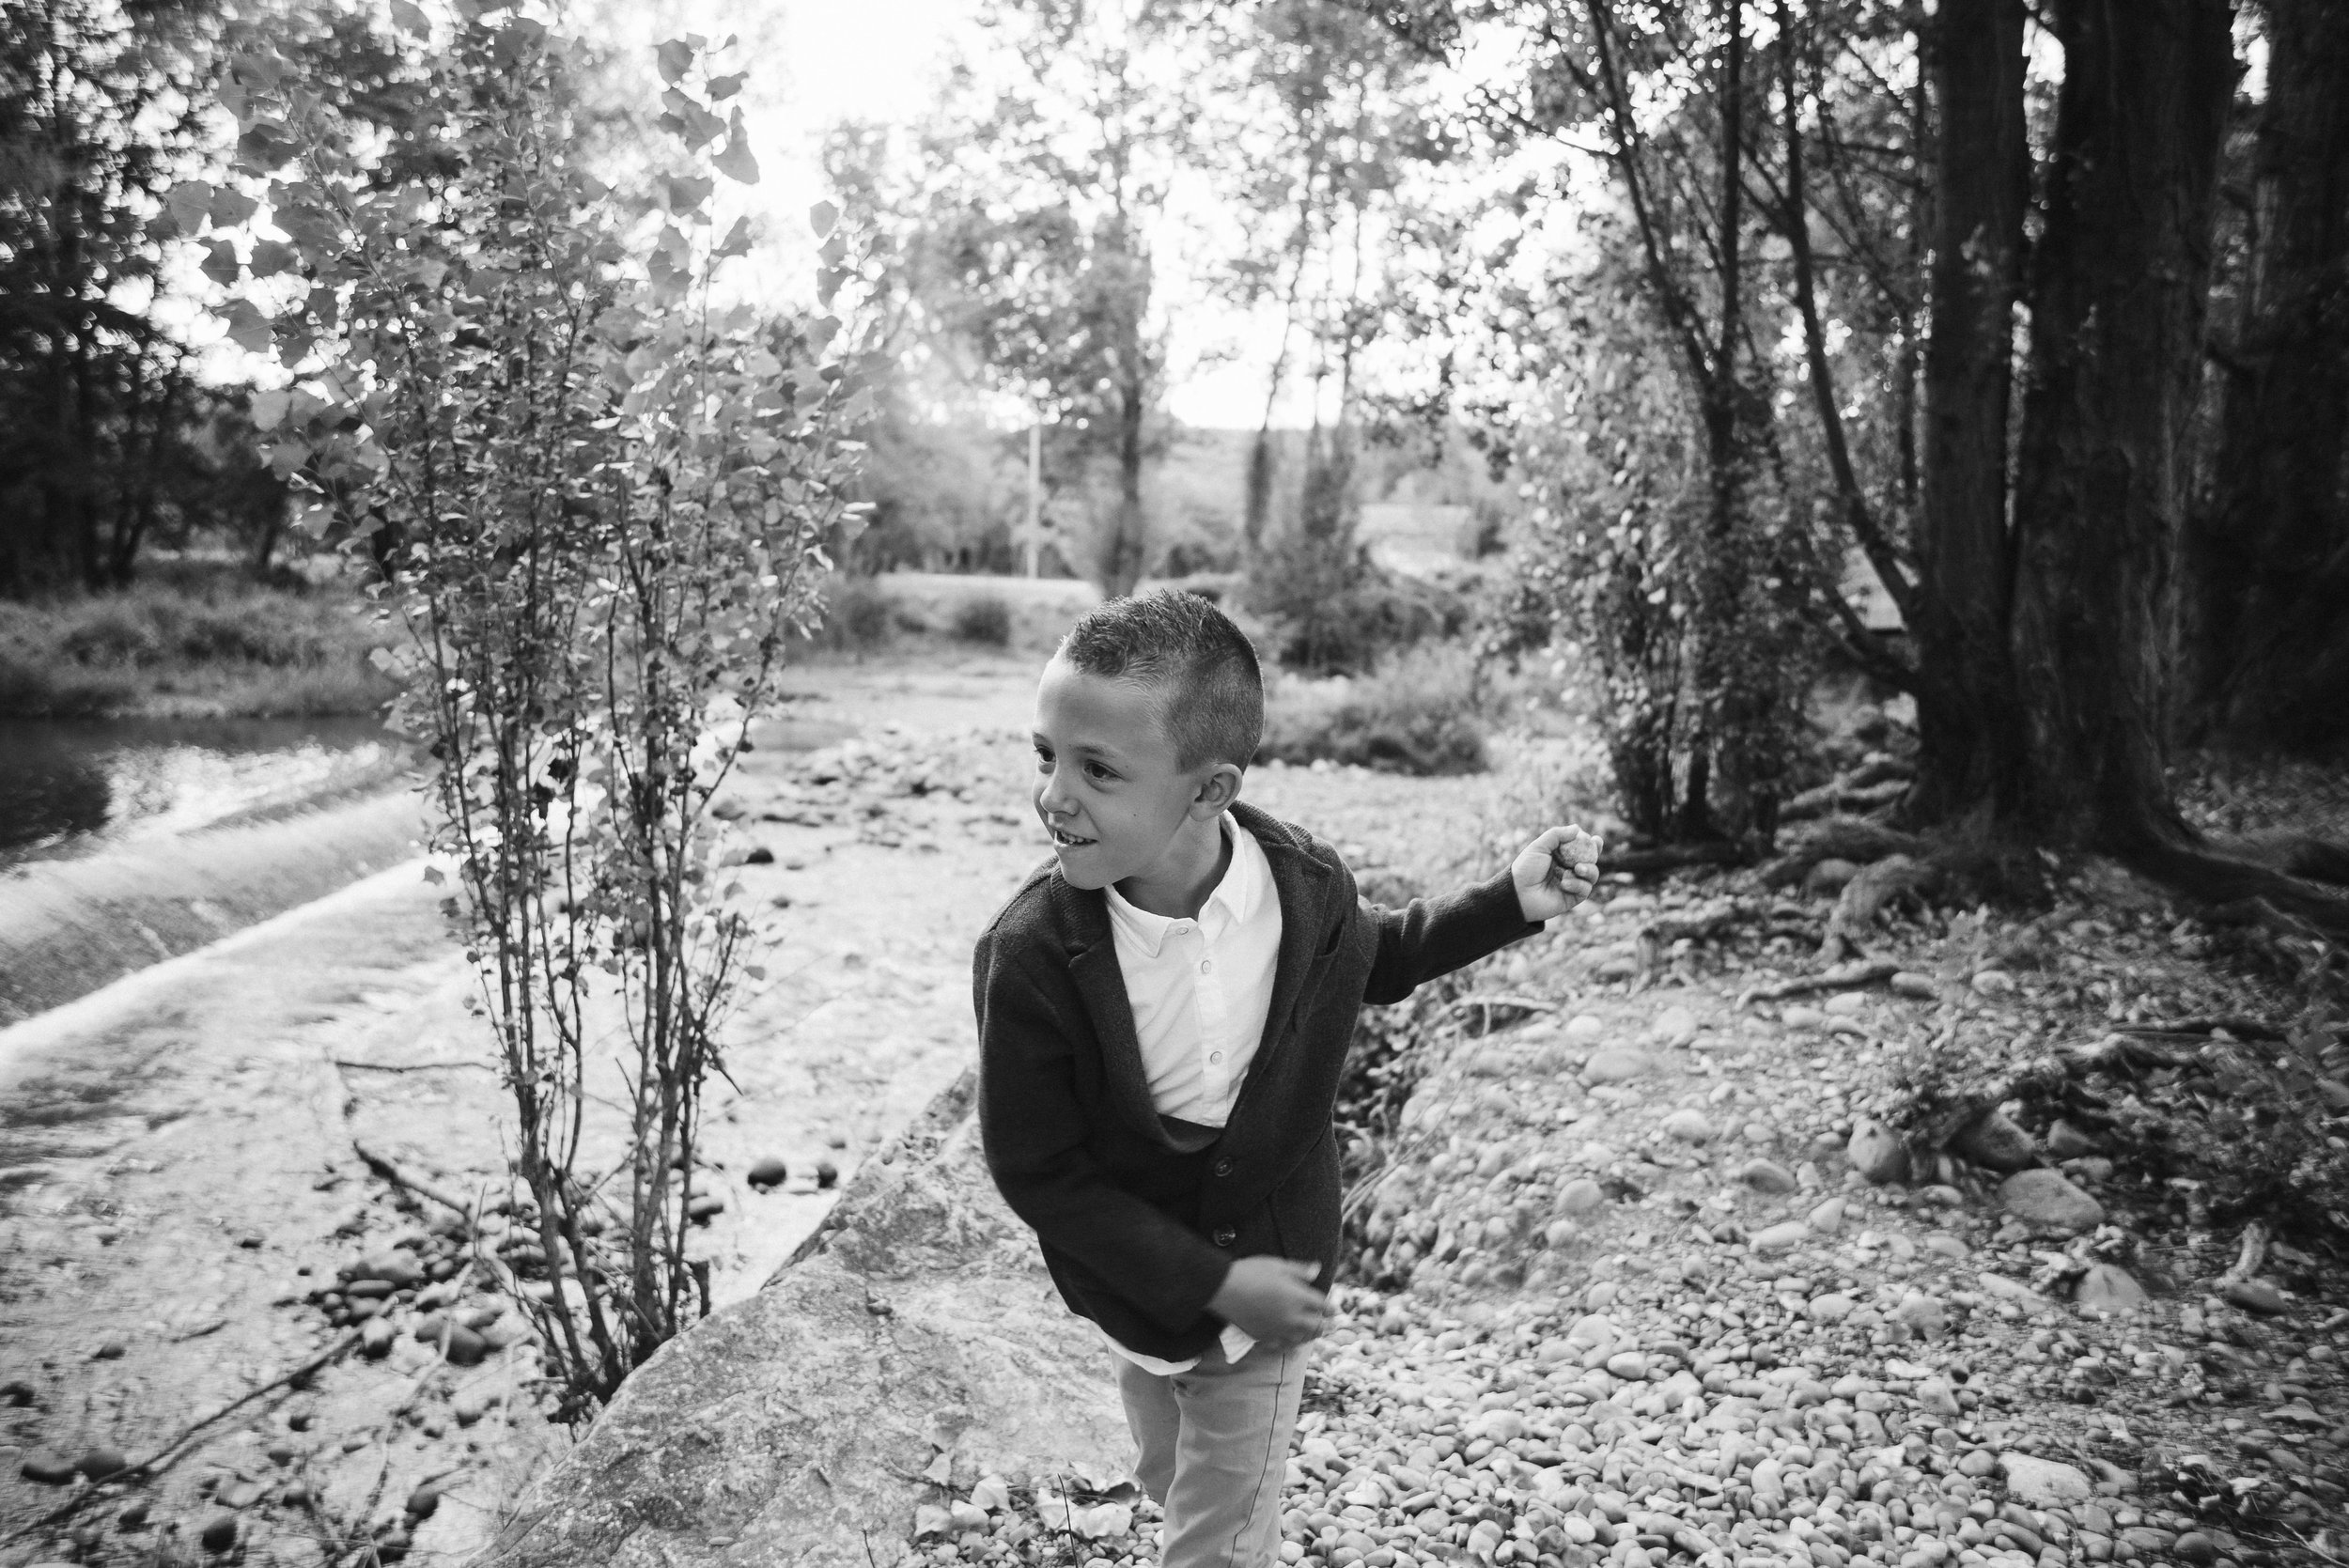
[1099,811,1283,1374]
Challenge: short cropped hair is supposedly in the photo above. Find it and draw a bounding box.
[1056,590,1264,770]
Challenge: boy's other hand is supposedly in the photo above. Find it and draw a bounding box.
[1513,824,1605,923]
[1208,1256,1327,1347]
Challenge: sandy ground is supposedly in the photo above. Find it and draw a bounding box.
[0,643,1579,1568]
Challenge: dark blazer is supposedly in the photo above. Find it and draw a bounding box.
[972,799,1545,1362]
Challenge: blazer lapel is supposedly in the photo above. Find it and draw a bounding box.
[1065,895,1177,1148]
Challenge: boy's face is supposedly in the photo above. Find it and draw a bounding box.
[1031,655,1221,893]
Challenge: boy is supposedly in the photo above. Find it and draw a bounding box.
[972,591,1600,1568]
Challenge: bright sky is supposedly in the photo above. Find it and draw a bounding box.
[172,0,1368,427]
[578,0,1301,428]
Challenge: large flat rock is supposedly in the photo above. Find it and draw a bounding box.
[475,1068,1129,1568]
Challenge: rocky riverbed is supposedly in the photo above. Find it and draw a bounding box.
[877,878,2347,1568]
[6,655,2343,1568]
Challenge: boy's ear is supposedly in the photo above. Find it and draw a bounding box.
[1190,761,1244,816]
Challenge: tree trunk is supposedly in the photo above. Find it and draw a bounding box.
[2007,0,2235,847]
[1909,0,2030,825]
[2187,0,2349,752]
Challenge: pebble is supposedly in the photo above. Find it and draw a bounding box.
[748,1156,789,1189]
[2220,1277,2287,1315]
[20,1450,77,1485]
[1848,1118,1909,1183]
[2075,1263,2148,1311]
[1896,1293,1951,1339]
[352,1250,425,1289]
[1781,1004,1825,1029]
[1952,1110,2038,1172]
[1750,1219,1810,1252]
[2000,1453,2093,1506]
[359,1318,397,1358]
[1807,1195,1847,1233]
[1649,1005,1700,1045]
[200,1514,240,1552]
[1659,1110,1712,1143]
[1806,858,1859,893]
[1890,970,1938,999]
[1823,990,1867,1016]
[1998,1168,2105,1233]
[77,1446,127,1481]
[1564,1014,1605,1041]
[1557,1179,1604,1213]
[1583,1048,1651,1083]
[1738,1157,1798,1193]
[2046,1119,2099,1158]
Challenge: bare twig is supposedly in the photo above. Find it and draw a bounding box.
[0,1333,362,1549]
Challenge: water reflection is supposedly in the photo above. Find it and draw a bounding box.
[0,717,407,869]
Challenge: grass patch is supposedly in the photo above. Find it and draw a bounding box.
[0,564,400,719]
[1257,643,1490,776]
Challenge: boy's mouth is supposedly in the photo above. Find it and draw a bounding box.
[1048,825,1096,848]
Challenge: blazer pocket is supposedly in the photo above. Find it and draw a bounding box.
[1313,919,1347,959]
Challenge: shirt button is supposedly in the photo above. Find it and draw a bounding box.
[1213,1157,1234,1176]
[1199,958,1213,973]
[1208,1050,1223,1064]
[1212,1227,1236,1246]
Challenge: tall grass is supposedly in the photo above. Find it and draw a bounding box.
[1258,642,1491,775]
[0,564,400,718]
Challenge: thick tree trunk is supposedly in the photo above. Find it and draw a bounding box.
[2007,0,2234,847]
[1909,0,2029,825]
[2188,0,2349,752]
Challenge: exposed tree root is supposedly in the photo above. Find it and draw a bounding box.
[1757,816,1928,887]
[1781,775,1912,823]
[1820,853,1943,963]
[2108,817,2349,947]
[2236,831,2349,888]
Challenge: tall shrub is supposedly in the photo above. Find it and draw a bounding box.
[196,5,866,1412]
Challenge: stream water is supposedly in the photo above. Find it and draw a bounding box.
[0,716,406,870]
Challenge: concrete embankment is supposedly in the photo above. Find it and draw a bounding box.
[0,785,428,1026]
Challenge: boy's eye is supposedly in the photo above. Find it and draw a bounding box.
[1084,761,1116,781]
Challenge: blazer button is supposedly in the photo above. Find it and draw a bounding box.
[1212,1227,1236,1247]
[1213,1157,1234,1177]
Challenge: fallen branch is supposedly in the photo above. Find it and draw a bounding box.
[334,1058,496,1074]
[351,1139,472,1218]
[1735,958,1903,1007]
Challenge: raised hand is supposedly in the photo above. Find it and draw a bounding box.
[1511,824,1605,923]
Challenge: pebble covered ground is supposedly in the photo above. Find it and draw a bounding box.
[896,866,2347,1568]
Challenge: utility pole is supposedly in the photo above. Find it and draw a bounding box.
[1025,418,1043,578]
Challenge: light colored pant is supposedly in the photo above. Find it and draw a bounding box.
[1113,1338,1311,1568]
